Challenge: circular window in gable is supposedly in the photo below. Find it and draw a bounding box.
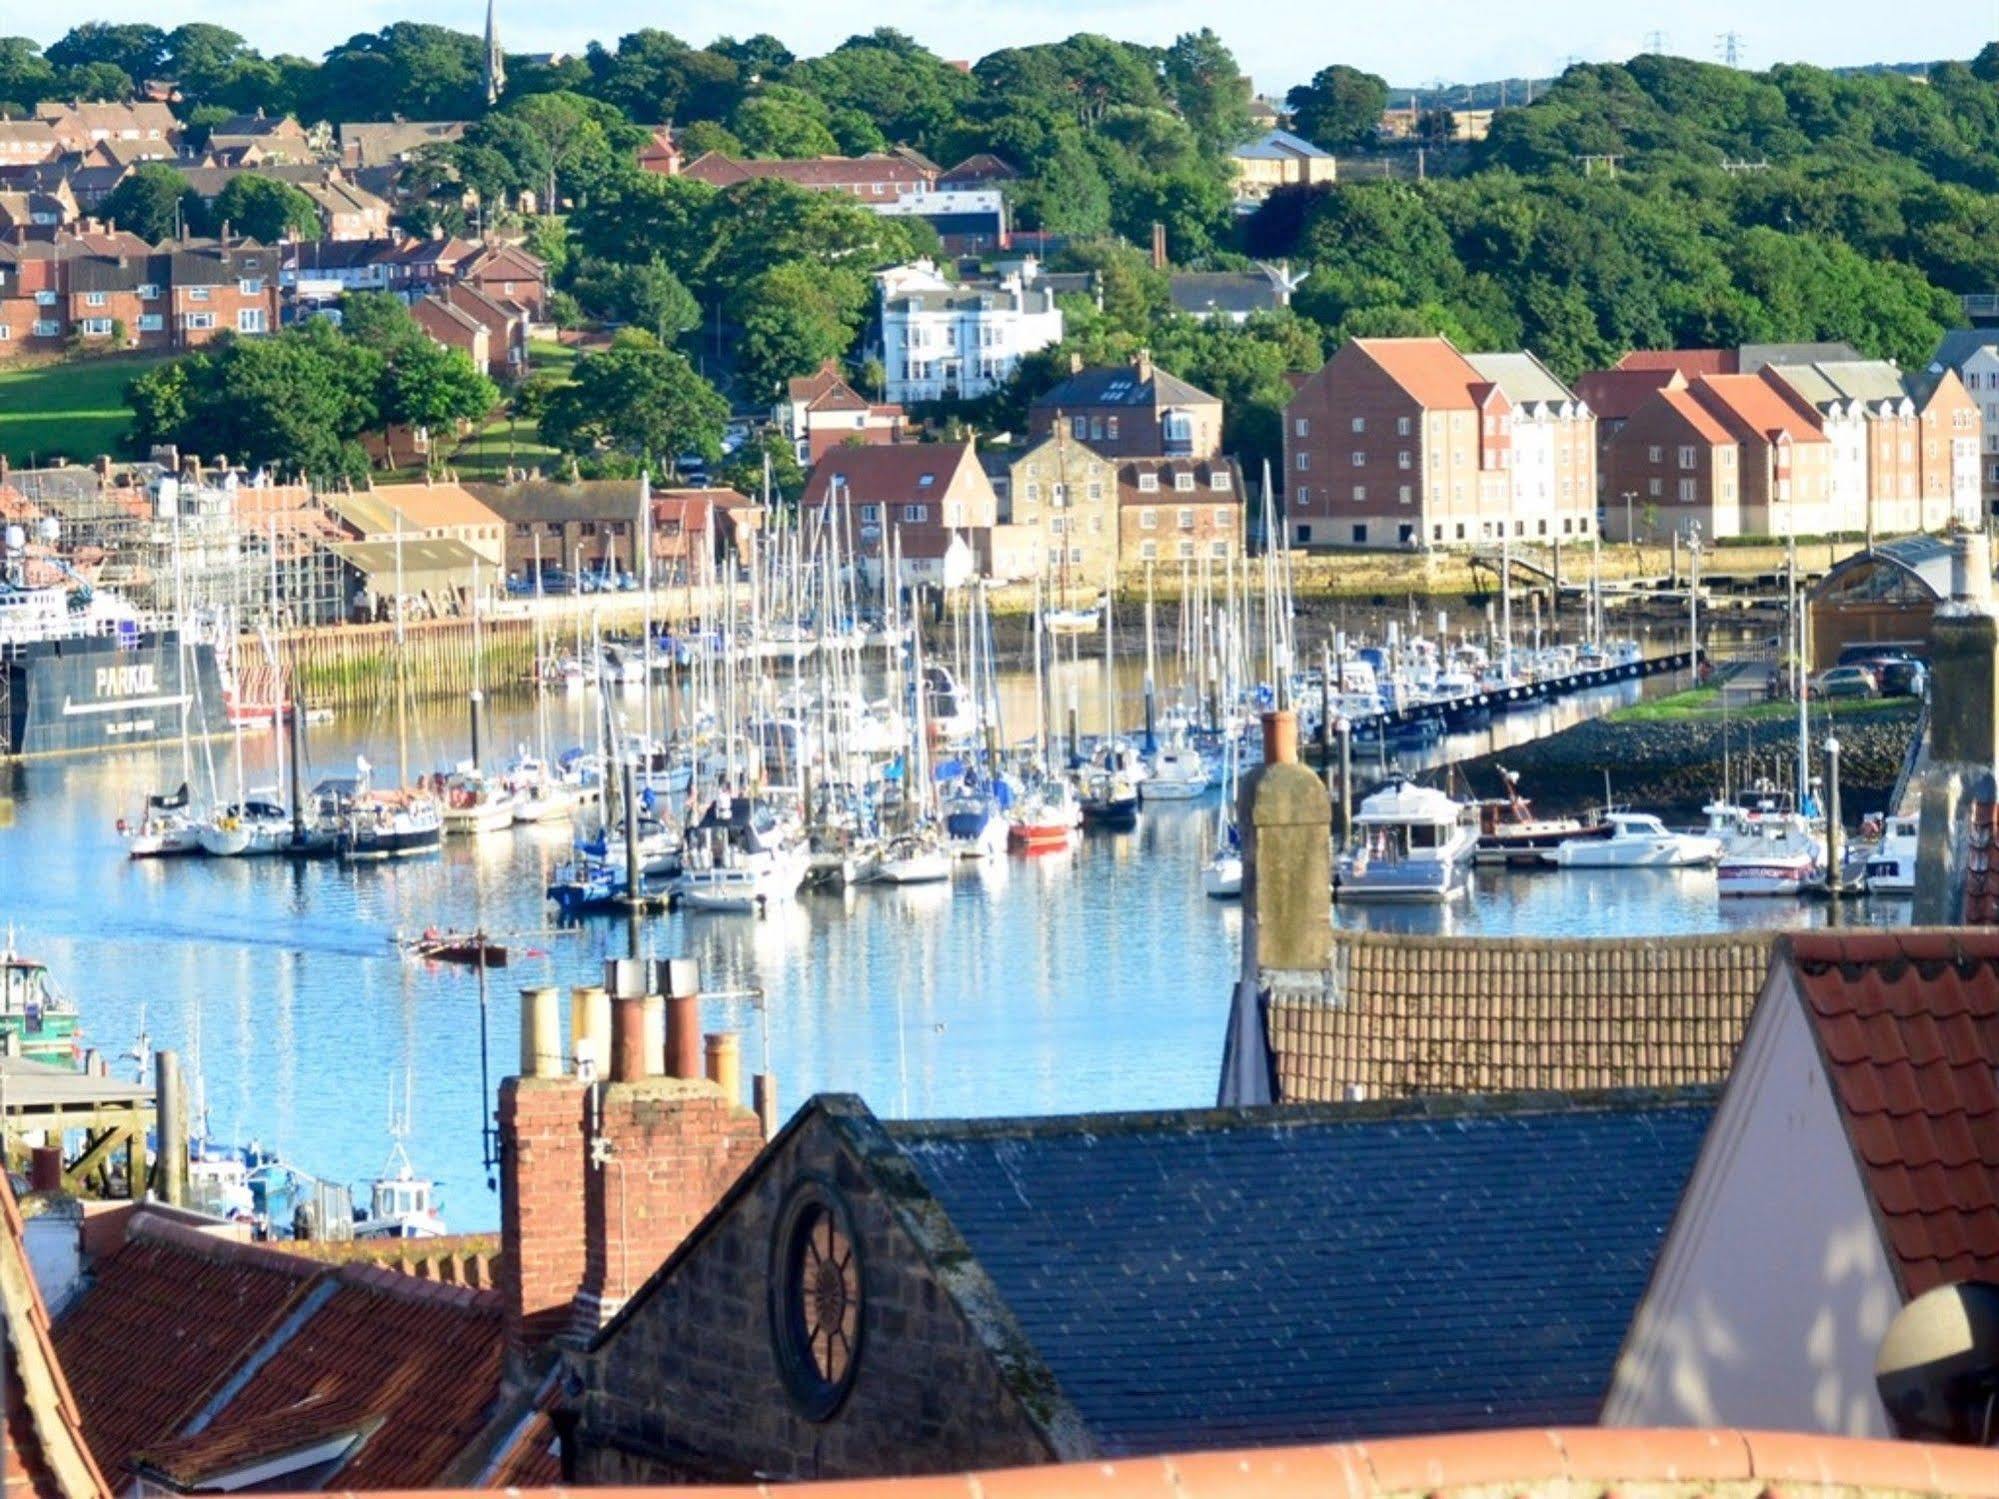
[769,1179,863,1420]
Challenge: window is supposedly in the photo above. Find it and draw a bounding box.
[903,504,929,522]
[1537,518,1548,535]
[1211,540,1228,557]
[1295,523,1313,544]
[1295,486,1309,505]
[1178,508,1194,529]
[1647,445,1662,463]
[1679,478,1696,503]
[1178,540,1195,558]
[1399,485,1412,504]
[1352,484,1366,502]
[0,326,8,341]
[240,278,264,295]
[1089,418,1103,441]
[1647,477,1662,497]
[237,308,266,333]
[1087,482,1103,501]
[1455,523,1466,540]
[1049,516,1066,535]
[183,312,215,330]
[1174,473,1194,492]
[1350,451,1365,467]
[137,314,163,332]
[1398,524,1414,544]
[32,320,57,338]
[1294,453,1309,473]
[1107,417,1119,440]
[1070,547,1083,563]
[770,1183,862,1421]
[84,291,107,307]
[1432,524,1444,541]
[1072,416,1087,439]
[581,522,597,536]
[1140,510,1157,529]
[1397,416,1411,436]
[1294,417,1309,437]
[916,474,934,488]
[1025,483,1040,502]
[1351,524,1368,544]
[858,504,881,521]
[1678,445,1696,470]
[79,317,113,336]
[1139,472,1160,492]
[1140,540,1158,560]
[1049,483,1066,506]
[1351,416,1366,433]
[33,290,55,306]
[1209,471,1230,491]
[1398,450,1411,470]
[186,286,210,302]
[136,283,159,300]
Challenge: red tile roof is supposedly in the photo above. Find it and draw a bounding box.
[1351,337,1490,411]
[129,1266,505,1490]
[1967,803,1999,925]
[1687,374,1828,447]
[1788,929,1999,1296]
[1657,386,1738,446]
[786,358,868,412]
[1618,349,1738,377]
[51,1218,318,1480]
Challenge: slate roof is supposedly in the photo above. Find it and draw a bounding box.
[1241,930,1772,1106]
[1930,328,1999,373]
[887,1090,1716,1451]
[1031,362,1217,413]
[1115,456,1240,505]
[1464,351,1579,409]
[1232,128,1333,161]
[1168,271,1284,317]
[1789,929,1999,1296]
[1737,340,1862,374]
[339,120,468,166]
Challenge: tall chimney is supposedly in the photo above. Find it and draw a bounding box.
[1914,530,1999,922]
[519,986,562,1077]
[500,989,591,1382]
[1218,708,1331,1106]
[570,984,610,1078]
[1150,220,1167,271]
[704,1032,741,1106]
[607,959,649,1084]
[662,957,701,1079]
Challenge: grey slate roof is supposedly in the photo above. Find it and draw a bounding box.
[1928,328,1998,374]
[1232,128,1332,161]
[1032,362,1217,412]
[1736,340,1862,374]
[1168,271,1282,318]
[1463,350,1577,408]
[886,1090,1715,1452]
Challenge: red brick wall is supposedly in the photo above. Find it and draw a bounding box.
[1282,345,1427,548]
[499,1075,591,1360]
[1601,401,1725,541]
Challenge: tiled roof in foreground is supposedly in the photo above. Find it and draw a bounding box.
[888,1089,1714,1452]
[1263,929,1773,1103]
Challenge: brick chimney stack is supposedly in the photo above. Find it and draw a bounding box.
[500,961,768,1381]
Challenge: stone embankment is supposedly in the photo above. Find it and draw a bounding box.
[1450,703,1921,820]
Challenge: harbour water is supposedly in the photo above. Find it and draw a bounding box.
[0,664,1897,1230]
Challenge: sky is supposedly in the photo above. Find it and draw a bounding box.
[25,1,1998,97]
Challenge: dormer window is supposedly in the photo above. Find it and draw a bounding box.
[1138,472,1159,493]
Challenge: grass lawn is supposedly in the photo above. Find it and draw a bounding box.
[0,355,168,466]
[444,413,563,482]
[1610,686,1913,725]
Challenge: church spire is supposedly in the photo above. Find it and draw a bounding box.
[483,0,505,106]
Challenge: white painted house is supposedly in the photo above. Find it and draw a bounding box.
[1604,929,1999,1437]
[877,260,1063,406]
[1464,350,1598,543]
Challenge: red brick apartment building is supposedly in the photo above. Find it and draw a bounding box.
[1282,337,1595,549]
[0,238,279,359]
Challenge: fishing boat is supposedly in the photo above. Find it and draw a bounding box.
[353,1144,447,1239]
[1472,769,1609,866]
[1334,779,1477,903]
[121,783,204,858]
[393,929,509,967]
[0,939,79,1063]
[1863,813,1918,895]
[1548,811,1721,869]
[546,857,634,916]
[1716,807,1825,897]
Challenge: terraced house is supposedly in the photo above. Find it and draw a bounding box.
[0,237,277,359]
[1116,455,1244,567]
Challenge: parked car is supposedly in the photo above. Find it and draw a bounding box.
[1856,657,1927,698]
[1810,665,1878,700]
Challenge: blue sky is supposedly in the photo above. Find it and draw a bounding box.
[30,2,1997,96]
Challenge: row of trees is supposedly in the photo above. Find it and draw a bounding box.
[99,161,319,243]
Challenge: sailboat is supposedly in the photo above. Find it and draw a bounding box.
[1078,575,1142,830]
[1201,737,1243,898]
[876,540,951,885]
[340,516,442,860]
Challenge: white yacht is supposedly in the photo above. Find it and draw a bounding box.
[1334,780,1477,903]
[1142,727,1209,800]
[1863,813,1919,895]
[876,830,953,885]
[1549,812,1722,869]
[441,766,517,834]
[1717,814,1825,897]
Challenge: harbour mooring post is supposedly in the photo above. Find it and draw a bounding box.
[1824,733,1844,903]
[1319,642,1333,790]
[155,1049,186,1207]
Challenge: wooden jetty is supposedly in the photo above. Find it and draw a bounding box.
[0,1057,154,1198]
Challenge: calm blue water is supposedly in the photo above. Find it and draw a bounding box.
[0,673,1891,1230]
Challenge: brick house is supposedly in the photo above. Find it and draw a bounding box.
[1116,455,1244,567]
[33,100,179,155]
[777,359,906,464]
[469,479,752,582]
[459,241,545,318]
[676,150,937,199]
[410,294,490,375]
[989,428,1122,584]
[299,179,392,241]
[0,237,279,358]
[0,118,57,166]
[442,281,528,374]
[1600,384,1740,542]
[1685,374,1836,538]
[801,441,998,588]
[325,479,509,571]
[1028,353,1224,461]
[1283,337,1523,550]
[1908,363,1981,530]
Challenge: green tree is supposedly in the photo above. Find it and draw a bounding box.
[302,24,485,123]
[731,85,839,157]
[0,37,58,112]
[789,31,973,150]
[718,430,804,500]
[1286,65,1388,151]
[729,260,868,400]
[583,30,740,125]
[100,163,198,243]
[572,257,702,342]
[540,330,728,472]
[46,22,164,84]
[1163,29,1255,152]
[338,291,425,353]
[379,339,498,469]
[55,61,134,100]
[205,174,319,242]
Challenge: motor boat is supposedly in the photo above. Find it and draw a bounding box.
[0,938,79,1064]
[1863,813,1918,895]
[506,753,589,824]
[441,766,516,835]
[1079,739,1146,830]
[1473,769,1609,866]
[1547,812,1721,869]
[675,793,809,913]
[353,1142,447,1240]
[1716,816,1825,897]
[1334,779,1477,903]
[318,772,443,861]
[1143,729,1209,800]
